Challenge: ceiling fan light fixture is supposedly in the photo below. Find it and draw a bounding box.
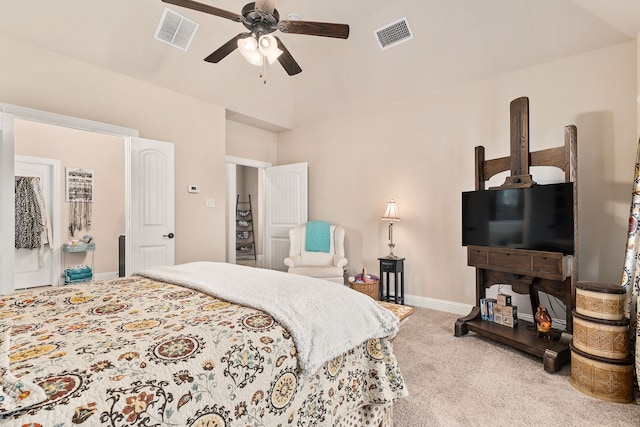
[258,34,279,56]
[247,50,264,67]
[237,36,258,55]
[237,34,282,67]
[237,36,264,66]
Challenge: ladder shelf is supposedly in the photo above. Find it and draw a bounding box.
[236,194,257,260]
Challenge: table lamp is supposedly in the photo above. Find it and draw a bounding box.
[382,199,400,258]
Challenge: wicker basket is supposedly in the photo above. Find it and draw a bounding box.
[349,279,380,300]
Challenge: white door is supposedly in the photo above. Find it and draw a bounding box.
[15,156,61,288]
[265,162,308,270]
[0,113,15,294]
[127,137,175,274]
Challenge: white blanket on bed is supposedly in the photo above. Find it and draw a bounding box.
[137,262,399,376]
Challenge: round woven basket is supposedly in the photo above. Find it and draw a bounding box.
[349,280,380,300]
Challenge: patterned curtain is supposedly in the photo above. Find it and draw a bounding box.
[620,138,640,394]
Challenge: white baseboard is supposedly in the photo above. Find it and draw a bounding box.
[404,294,474,316]
[95,271,119,281]
[403,293,568,329]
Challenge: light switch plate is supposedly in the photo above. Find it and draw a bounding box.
[206,198,215,208]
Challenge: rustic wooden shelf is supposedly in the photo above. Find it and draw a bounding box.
[455,306,572,373]
[455,97,578,373]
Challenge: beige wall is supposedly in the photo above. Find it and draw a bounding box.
[0,36,228,268]
[2,34,638,316]
[277,41,638,311]
[15,119,124,274]
[226,120,278,164]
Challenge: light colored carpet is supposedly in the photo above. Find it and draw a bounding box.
[391,307,639,427]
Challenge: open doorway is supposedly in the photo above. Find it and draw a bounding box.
[225,157,308,271]
[226,156,270,268]
[1,103,175,295]
[14,119,126,286]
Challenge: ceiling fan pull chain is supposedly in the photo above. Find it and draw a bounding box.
[260,59,267,84]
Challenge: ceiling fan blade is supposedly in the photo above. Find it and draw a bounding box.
[204,33,250,63]
[275,37,302,76]
[255,0,277,14]
[278,20,350,39]
[161,0,243,22]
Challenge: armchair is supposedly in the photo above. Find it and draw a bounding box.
[284,222,348,284]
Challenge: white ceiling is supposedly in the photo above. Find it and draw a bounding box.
[0,0,638,131]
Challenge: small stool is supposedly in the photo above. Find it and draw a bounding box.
[377,301,414,329]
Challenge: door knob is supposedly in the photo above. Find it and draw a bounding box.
[163,232,175,239]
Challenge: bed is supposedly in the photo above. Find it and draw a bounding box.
[0,262,407,426]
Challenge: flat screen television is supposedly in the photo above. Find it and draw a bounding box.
[462,182,574,254]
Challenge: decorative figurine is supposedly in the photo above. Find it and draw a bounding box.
[535,304,552,340]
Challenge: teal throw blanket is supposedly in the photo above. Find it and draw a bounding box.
[305,221,331,253]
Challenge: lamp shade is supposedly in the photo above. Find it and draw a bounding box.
[246,50,264,66]
[258,34,279,56]
[238,36,264,66]
[381,200,400,221]
[259,34,282,64]
[237,36,258,58]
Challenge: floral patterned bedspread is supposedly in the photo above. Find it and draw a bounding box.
[0,275,407,426]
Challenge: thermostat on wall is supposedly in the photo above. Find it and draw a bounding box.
[188,185,200,194]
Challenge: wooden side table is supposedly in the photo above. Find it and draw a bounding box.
[379,257,405,305]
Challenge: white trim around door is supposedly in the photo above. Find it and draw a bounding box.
[225,156,272,265]
[0,102,139,294]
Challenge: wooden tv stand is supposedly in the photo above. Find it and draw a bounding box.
[455,246,573,373]
[454,97,578,373]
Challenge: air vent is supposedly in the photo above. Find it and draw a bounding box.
[154,8,199,51]
[374,17,413,50]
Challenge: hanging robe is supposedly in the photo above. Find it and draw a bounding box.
[30,177,52,248]
[15,177,44,249]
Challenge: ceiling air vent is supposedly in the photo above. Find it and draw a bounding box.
[154,8,199,51]
[374,17,413,50]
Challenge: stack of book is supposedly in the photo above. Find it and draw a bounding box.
[480,293,518,328]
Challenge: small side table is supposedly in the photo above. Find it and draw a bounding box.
[62,242,95,284]
[379,257,405,305]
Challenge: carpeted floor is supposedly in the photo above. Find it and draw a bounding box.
[391,307,639,427]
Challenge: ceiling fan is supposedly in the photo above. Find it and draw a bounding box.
[161,0,350,77]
